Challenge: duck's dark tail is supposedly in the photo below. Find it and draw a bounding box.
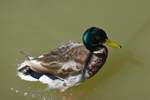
[18,65,44,79]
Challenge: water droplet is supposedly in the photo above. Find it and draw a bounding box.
[24,92,28,96]
[10,88,14,91]
[15,90,19,93]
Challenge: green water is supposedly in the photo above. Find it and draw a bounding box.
[0,0,150,100]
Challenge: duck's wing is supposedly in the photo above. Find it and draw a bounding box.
[31,42,89,78]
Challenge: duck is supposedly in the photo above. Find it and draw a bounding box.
[17,27,121,92]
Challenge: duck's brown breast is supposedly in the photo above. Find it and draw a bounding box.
[86,47,108,79]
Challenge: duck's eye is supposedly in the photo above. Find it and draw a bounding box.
[92,35,102,43]
[94,36,101,41]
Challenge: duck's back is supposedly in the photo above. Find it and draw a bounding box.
[37,42,89,64]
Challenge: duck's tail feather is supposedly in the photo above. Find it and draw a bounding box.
[17,61,38,81]
[18,50,38,81]
[17,59,60,82]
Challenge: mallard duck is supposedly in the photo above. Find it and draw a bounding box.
[17,27,121,92]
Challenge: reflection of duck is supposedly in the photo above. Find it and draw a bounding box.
[17,27,121,91]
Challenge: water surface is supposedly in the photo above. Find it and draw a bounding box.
[0,0,150,100]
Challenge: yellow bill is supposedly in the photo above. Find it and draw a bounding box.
[105,39,122,48]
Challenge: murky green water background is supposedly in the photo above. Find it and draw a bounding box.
[0,0,150,100]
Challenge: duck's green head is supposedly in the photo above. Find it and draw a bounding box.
[82,27,121,52]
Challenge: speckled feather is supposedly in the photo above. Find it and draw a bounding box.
[26,42,108,79]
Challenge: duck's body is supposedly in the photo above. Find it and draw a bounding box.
[18,42,108,91]
[17,27,121,92]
